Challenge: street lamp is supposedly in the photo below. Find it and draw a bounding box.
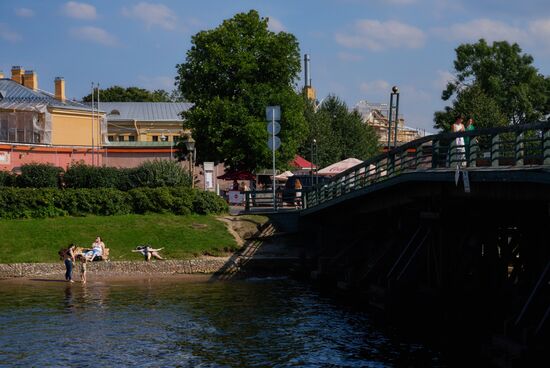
[184,136,196,188]
[387,86,400,149]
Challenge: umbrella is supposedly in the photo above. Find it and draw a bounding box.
[318,158,363,176]
[274,170,294,181]
[291,155,316,170]
[217,170,256,181]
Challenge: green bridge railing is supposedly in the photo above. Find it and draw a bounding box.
[304,121,550,209]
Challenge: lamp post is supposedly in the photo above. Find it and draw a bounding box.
[387,86,400,149]
[184,137,196,188]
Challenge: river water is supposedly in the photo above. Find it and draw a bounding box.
[0,277,445,367]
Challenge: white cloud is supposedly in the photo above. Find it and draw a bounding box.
[380,0,416,4]
[267,17,285,33]
[15,8,35,18]
[138,75,174,90]
[433,70,454,91]
[529,19,550,51]
[0,23,22,43]
[122,2,178,31]
[62,2,97,20]
[360,80,391,94]
[336,20,426,51]
[337,52,364,62]
[71,26,117,46]
[434,18,527,43]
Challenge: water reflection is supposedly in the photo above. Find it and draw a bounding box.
[0,278,444,367]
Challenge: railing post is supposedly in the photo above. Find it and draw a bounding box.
[432,140,439,169]
[469,135,478,167]
[415,145,422,169]
[515,132,524,166]
[245,191,250,211]
[491,134,500,167]
[544,129,550,165]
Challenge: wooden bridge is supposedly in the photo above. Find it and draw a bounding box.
[293,121,550,365]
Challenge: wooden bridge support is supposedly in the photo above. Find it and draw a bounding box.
[301,180,550,365]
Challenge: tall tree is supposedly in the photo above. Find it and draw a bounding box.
[176,10,306,171]
[434,39,549,130]
[299,95,379,168]
[82,86,173,102]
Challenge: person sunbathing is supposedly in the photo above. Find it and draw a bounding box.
[132,245,165,261]
[82,236,106,262]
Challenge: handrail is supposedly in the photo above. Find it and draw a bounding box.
[304,120,550,209]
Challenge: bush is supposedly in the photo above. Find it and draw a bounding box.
[0,187,227,219]
[132,160,191,188]
[64,162,133,190]
[0,171,15,187]
[17,163,63,188]
[192,190,229,214]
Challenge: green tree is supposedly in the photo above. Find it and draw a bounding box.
[299,95,379,168]
[435,39,549,130]
[175,10,306,171]
[82,86,173,102]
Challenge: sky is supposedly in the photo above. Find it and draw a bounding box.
[2,0,550,132]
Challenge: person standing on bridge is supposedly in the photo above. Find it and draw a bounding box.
[452,116,466,167]
[465,117,476,164]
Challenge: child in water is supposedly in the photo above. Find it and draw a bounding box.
[80,260,87,284]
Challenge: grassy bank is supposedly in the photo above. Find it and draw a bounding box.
[0,214,238,263]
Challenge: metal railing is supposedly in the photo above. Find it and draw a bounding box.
[304,121,550,209]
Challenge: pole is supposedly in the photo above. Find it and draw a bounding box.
[97,82,100,166]
[394,92,400,148]
[91,82,95,167]
[387,93,394,150]
[272,110,276,211]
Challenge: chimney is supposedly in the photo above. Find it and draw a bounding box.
[23,70,38,90]
[11,66,24,84]
[304,54,311,87]
[55,77,66,102]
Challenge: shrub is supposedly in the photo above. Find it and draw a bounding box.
[0,171,15,187]
[192,190,229,214]
[0,187,226,219]
[132,160,192,188]
[17,163,63,188]
[64,162,133,190]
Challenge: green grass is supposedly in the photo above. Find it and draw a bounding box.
[0,214,237,263]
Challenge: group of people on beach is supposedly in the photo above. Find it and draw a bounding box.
[61,237,165,283]
[61,236,105,283]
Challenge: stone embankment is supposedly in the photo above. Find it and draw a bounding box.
[0,258,230,278]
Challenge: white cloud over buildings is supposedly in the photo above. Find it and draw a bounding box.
[267,17,285,33]
[336,20,426,51]
[15,8,35,18]
[71,26,117,46]
[122,2,178,31]
[62,2,97,20]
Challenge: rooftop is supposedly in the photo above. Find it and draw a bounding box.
[101,102,193,122]
[0,78,94,112]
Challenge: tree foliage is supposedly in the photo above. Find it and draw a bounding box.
[298,95,379,168]
[82,86,174,102]
[434,39,549,130]
[176,10,306,171]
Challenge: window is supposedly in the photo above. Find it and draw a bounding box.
[128,135,135,142]
[108,135,114,142]
[109,109,120,116]
[118,136,125,142]
[152,135,158,142]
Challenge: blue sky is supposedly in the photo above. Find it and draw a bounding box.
[2,0,550,132]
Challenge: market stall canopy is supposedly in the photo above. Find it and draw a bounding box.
[274,170,294,181]
[318,158,363,176]
[217,170,256,181]
[290,155,316,170]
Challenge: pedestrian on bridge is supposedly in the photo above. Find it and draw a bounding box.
[452,116,466,167]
